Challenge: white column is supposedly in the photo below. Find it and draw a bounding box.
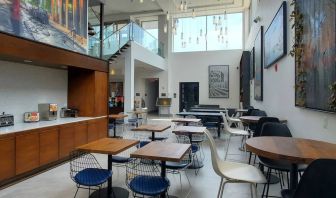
[124,48,135,113]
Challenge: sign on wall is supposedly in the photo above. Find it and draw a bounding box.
[0,0,88,54]
[208,65,229,98]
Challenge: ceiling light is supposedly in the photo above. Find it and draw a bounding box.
[192,9,196,18]
[180,1,183,10]
[183,1,187,11]
[140,0,143,3]
[166,11,170,21]
[110,69,115,75]
[164,24,168,33]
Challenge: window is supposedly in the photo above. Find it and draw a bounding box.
[141,20,159,39]
[173,12,243,52]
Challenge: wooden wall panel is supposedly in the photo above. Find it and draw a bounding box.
[74,122,88,147]
[95,71,108,116]
[39,128,59,166]
[98,118,108,138]
[0,32,108,72]
[59,125,75,158]
[16,132,40,175]
[0,136,15,181]
[88,120,100,142]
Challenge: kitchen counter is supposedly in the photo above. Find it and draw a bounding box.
[0,116,107,136]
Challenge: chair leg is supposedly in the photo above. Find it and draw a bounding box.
[251,183,258,198]
[179,172,183,191]
[219,180,229,198]
[266,169,271,198]
[217,178,224,198]
[88,187,91,196]
[248,152,252,164]
[74,187,79,198]
[224,134,231,160]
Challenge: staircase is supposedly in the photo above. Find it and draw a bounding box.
[88,22,164,61]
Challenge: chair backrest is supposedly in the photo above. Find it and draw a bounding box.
[243,108,257,116]
[69,150,102,182]
[293,159,336,197]
[254,117,280,137]
[220,112,230,132]
[250,109,267,116]
[204,129,223,176]
[260,122,292,137]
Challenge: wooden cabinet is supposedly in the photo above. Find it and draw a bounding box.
[88,118,107,142]
[74,122,88,147]
[98,117,108,139]
[16,131,40,175]
[39,128,59,166]
[59,124,75,159]
[94,71,108,116]
[0,136,15,181]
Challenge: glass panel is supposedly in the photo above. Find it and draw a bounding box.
[132,22,159,55]
[173,16,207,52]
[141,20,159,39]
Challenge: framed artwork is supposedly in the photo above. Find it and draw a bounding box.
[250,47,255,80]
[0,0,88,54]
[295,0,336,112]
[209,65,229,98]
[254,26,264,101]
[264,1,287,68]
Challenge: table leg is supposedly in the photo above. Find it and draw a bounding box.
[108,155,112,196]
[185,122,189,126]
[290,164,298,190]
[152,132,155,141]
[160,161,167,198]
[113,119,117,138]
[217,121,221,138]
[136,114,139,127]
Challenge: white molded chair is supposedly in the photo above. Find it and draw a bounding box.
[220,112,249,160]
[224,109,241,128]
[204,129,266,198]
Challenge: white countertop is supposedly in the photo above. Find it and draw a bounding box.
[0,116,107,136]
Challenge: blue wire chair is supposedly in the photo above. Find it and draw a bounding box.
[126,158,170,197]
[70,150,113,198]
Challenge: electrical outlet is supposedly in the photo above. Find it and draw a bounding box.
[323,117,328,129]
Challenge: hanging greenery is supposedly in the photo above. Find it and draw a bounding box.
[290,0,306,107]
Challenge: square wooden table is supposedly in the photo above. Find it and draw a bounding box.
[171,118,201,126]
[109,114,128,138]
[132,124,171,141]
[130,142,191,198]
[127,110,146,127]
[77,138,139,198]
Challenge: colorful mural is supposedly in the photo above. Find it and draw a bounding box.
[0,0,88,54]
[295,0,336,112]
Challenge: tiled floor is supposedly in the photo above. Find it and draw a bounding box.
[0,116,283,198]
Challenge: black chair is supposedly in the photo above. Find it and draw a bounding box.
[70,150,113,198]
[281,159,336,198]
[259,123,306,198]
[248,117,280,164]
[250,109,267,116]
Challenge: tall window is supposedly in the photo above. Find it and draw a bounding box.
[173,12,243,52]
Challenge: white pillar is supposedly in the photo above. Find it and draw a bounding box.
[124,48,135,113]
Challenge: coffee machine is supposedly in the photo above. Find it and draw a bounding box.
[38,103,58,121]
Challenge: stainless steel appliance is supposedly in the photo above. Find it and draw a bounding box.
[60,108,79,118]
[24,112,40,122]
[0,112,14,127]
[38,103,58,121]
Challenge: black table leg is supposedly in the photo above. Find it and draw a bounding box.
[290,163,298,190]
[152,132,155,141]
[217,121,221,138]
[160,161,167,198]
[113,119,117,138]
[108,155,112,196]
[136,114,139,127]
[185,122,189,126]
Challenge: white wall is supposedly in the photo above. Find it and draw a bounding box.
[169,50,243,114]
[0,61,68,123]
[246,0,336,142]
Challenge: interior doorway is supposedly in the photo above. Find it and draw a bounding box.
[179,82,199,112]
[145,78,159,113]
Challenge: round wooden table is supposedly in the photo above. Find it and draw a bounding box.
[246,137,336,190]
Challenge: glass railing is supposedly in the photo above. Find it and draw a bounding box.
[88,22,164,59]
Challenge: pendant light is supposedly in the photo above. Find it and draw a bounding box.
[164,23,168,33]
[200,29,203,37]
[196,36,199,44]
[192,9,196,18]
[180,1,183,11]
[218,16,222,26]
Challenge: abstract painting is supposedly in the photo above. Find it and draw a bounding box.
[295,0,336,112]
[209,65,229,98]
[264,1,287,68]
[254,26,263,101]
[0,0,88,54]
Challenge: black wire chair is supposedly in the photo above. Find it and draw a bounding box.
[166,134,193,190]
[69,150,113,198]
[126,158,170,197]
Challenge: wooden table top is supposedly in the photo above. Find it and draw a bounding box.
[172,126,206,135]
[177,112,222,117]
[128,110,146,114]
[77,138,139,155]
[171,118,201,123]
[246,137,336,164]
[132,124,171,132]
[189,108,227,113]
[109,114,128,119]
[130,142,191,162]
[239,116,287,124]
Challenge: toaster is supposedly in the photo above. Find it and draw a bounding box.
[60,108,79,118]
[24,112,40,122]
[0,113,14,127]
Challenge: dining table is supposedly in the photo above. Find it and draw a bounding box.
[172,126,206,169]
[171,118,201,126]
[176,112,223,137]
[246,136,336,191]
[109,114,128,138]
[130,141,191,198]
[77,138,139,198]
[128,110,146,127]
[239,116,287,124]
[132,124,171,141]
